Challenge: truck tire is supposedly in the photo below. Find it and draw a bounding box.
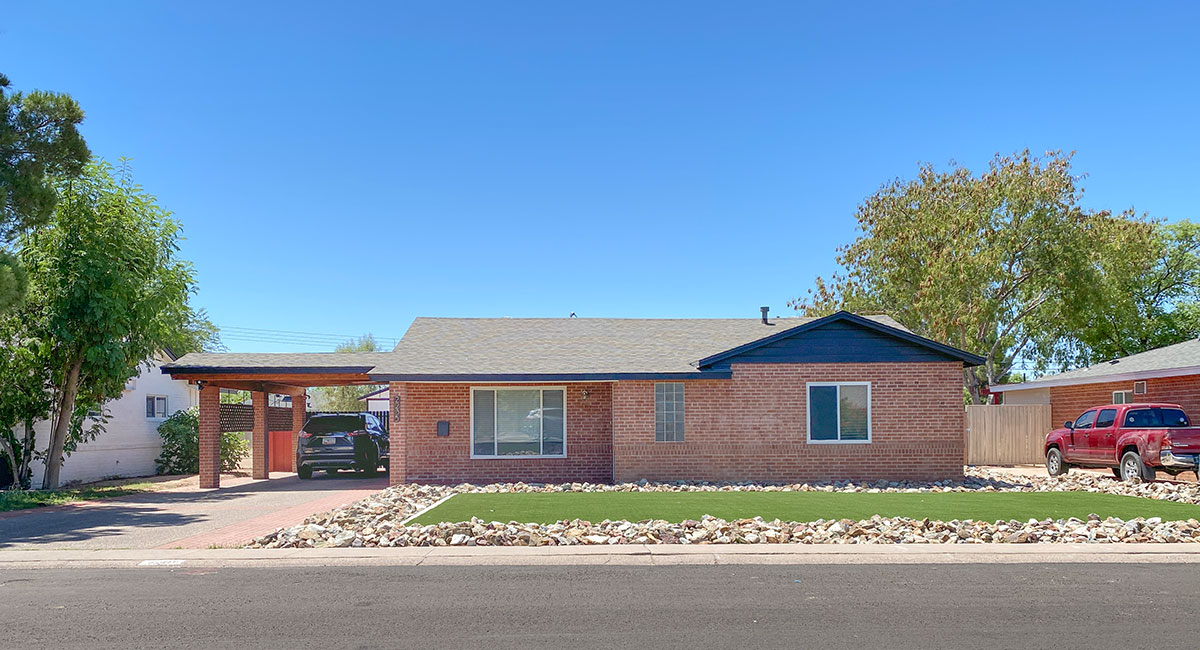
[297,464,313,480]
[1119,451,1154,483]
[1046,448,1068,476]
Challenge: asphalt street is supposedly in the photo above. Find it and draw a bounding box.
[1,562,1196,649]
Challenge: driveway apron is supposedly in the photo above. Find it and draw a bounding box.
[0,474,387,550]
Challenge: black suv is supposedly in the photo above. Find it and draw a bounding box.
[296,413,389,479]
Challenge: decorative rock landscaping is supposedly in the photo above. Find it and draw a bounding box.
[248,468,1200,548]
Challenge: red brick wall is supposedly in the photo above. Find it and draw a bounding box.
[198,385,220,489]
[1049,375,1200,429]
[612,363,965,482]
[390,382,613,485]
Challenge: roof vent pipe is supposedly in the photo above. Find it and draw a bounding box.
[760,306,770,324]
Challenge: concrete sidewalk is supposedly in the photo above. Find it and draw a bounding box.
[2,542,1199,569]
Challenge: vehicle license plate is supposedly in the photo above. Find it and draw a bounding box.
[322,437,337,445]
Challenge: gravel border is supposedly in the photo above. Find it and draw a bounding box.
[249,468,1200,548]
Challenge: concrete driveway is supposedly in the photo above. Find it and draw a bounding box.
[0,473,388,550]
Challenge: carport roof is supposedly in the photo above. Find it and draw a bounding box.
[162,351,394,376]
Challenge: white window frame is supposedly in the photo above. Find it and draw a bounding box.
[1113,390,1133,405]
[469,386,567,459]
[805,382,872,445]
[1133,381,1147,395]
[146,395,168,419]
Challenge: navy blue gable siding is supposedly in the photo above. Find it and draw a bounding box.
[702,319,963,368]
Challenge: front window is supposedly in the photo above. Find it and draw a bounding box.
[807,382,870,443]
[472,388,565,458]
[1073,410,1096,430]
[655,383,685,442]
[145,395,167,419]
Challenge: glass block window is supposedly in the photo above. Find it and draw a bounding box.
[655,383,685,442]
[807,383,870,443]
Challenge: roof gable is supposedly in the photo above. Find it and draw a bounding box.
[697,311,985,368]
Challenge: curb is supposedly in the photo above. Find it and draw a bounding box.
[3,543,1200,569]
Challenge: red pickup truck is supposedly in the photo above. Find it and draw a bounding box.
[1045,403,1200,481]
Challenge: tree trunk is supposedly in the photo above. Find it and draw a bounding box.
[18,418,35,489]
[963,368,984,405]
[42,357,82,490]
[0,430,20,490]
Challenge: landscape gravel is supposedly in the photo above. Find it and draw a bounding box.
[248,468,1200,548]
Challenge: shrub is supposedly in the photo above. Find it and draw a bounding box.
[156,407,249,475]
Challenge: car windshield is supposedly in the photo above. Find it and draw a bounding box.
[1123,408,1191,428]
[304,415,366,434]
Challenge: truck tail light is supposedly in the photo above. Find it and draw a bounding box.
[348,430,368,437]
[299,432,312,439]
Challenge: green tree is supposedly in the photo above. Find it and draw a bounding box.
[791,150,1157,403]
[13,160,206,488]
[0,320,53,489]
[311,335,384,412]
[1059,220,1200,364]
[0,73,90,313]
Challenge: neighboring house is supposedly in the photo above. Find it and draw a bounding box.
[991,338,1200,428]
[357,386,390,412]
[164,310,984,487]
[21,351,198,486]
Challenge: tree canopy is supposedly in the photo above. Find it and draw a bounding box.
[311,335,385,412]
[0,73,90,313]
[3,160,214,488]
[790,150,1193,402]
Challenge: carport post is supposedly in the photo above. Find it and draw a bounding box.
[198,383,220,489]
[290,392,306,472]
[251,390,269,480]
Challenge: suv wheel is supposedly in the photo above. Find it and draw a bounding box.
[1119,451,1153,483]
[297,464,313,480]
[1046,448,1068,476]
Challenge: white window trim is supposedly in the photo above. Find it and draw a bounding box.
[469,386,567,459]
[146,394,168,419]
[1133,381,1147,395]
[805,381,872,445]
[1113,390,1133,405]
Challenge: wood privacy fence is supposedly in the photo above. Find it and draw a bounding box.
[964,404,1052,465]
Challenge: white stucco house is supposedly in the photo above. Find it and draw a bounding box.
[19,351,198,486]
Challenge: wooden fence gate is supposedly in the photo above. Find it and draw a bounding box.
[965,404,1052,465]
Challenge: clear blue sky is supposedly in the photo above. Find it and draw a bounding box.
[3,2,1197,352]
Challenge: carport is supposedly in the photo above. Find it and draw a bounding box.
[161,353,389,489]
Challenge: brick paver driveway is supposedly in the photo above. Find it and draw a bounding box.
[0,473,388,550]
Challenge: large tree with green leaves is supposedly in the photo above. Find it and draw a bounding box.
[9,160,212,488]
[311,335,385,412]
[0,73,90,313]
[1056,219,1200,366]
[790,150,1161,403]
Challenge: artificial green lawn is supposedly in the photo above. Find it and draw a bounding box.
[0,483,155,512]
[409,491,1200,525]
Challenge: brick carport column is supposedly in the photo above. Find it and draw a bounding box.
[388,382,406,486]
[290,392,307,472]
[251,390,269,480]
[198,383,221,489]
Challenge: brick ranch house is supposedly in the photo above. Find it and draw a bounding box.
[162,311,984,489]
[991,337,1200,428]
